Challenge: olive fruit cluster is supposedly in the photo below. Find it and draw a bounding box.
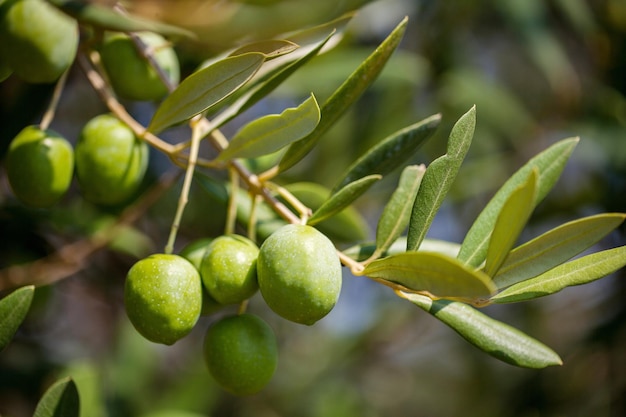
[4,114,148,208]
[123,224,342,395]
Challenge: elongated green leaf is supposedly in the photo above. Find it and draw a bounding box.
[0,285,34,351]
[362,252,496,301]
[33,377,80,417]
[374,165,426,259]
[217,94,320,161]
[211,30,335,129]
[344,237,461,261]
[308,175,381,225]
[278,17,409,173]
[494,213,626,289]
[228,40,299,58]
[491,245,626,304]
[457,137,579,267]
[404,293,562,368]
[406,106,476,251]
[283,182,370,243]
[148,53,265,133]
[49,0,194,39]
[484,169,538,277]
[332,114,441,193]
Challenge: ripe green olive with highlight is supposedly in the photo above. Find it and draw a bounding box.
[124,254,202,345]
[203,314,278,395]
[0,0,78,83]
[75,114,149,206]
[257,224,342,325]
[200,234,259,305]
[5,125,74,208]
[99,31,180,101]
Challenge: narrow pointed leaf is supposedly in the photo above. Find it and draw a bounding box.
[49,0,194,39]
[148,53,265,133]
[374,165,426,258]
[457,137,579,267]
[217,94,320,161]
[278,17,409,173]
[344,237,461,262]
[404,293,563,368]
[228,40,299,58]
[406,106,476,251]
[211,31,335,128]
[491,245,626,304]
[33,377,80,417]
[362,252,497,301]
[308,175,381,226]
[493,213,626,289]
[484,169,538,277]
[0,285,34,350]
[332,114,441,193]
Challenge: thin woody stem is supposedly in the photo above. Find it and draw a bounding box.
[39,68,70,130]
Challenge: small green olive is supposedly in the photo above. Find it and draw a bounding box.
[0,0,78,83]
[124,254,202,345]
[99,31,179,101]
[203,314,278,395]
[257,224,342,325]
[5,125,74,208]
[179,238,224,315]
[75,114,149,206]
[200,234,259,305]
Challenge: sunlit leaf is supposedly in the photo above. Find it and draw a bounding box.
[484,168,538,277]
[308,174,381,225]
[217,94,320,161]
[361,251,496,301]
[494,213,626,289]
[457,137,579,267]
[0,285,34,351]
[491,245,626,304]
[332,114,441,193]
[344,237,461,262]
[404,293,563,368]
[228,40,299,58]
[278,17,409,173]
[373,165,426,259]
[148,53,265,133]
[49,0,194,38]
[406,106,475,251]
[33,377,80,417]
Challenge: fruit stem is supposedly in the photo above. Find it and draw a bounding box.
[225,167,239,235]
[39,68,69,131]
[164,116,203,254]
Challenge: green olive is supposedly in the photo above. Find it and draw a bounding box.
[75,114,149,206]
[179,238,224,315]
[5,125,74,208]
[257,224,342,325]
[200,234,259,305]
[124,254,202,345]
[0,55,12,82]
[203,314,278,395]
[99,31,180,101]
[0,0,78,83]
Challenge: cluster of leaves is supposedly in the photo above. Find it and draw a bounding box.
[1,1,626,415]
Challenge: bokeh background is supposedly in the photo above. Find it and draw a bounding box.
[1,0,625,416]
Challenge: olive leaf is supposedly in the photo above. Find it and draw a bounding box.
[457,137,579,268]
[406,106,476,251]
[361,251,496,301]
[372,165,426,260]
[491,245,626,304]
[216,94,320,161]
[331,114,441,193]
[49,0,194,39]
[307,174,381,225]
[344,237,461,262]
[483,168,538,277]
[33,377,80,417]
[278,16,410,173]
[147,53,266,133]
[0,285,34,351]
[404,293,563,369]
[228,40,299,58]
[494,213,626,289]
